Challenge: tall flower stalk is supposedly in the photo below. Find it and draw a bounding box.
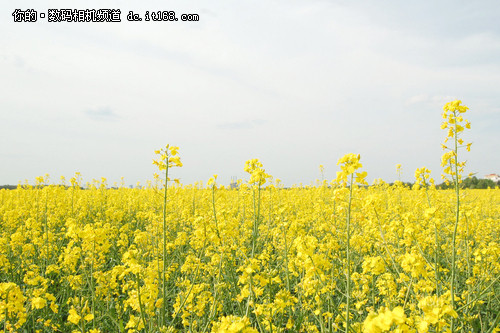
[153,145,182,327]
[243,159,271,318]
[335,153,367,333]
[415,167,440,294]
[244,159,271,259]
[208,174,221,241]
[440,100,471,330]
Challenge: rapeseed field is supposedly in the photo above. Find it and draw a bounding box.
[0,101,498,332]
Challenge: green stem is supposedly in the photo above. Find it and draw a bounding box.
[435,224,440,296]
[91,239,96,331]
[450,112,460,331]
[346,173,353,333]
[464,213,471,315]
[162,161,170,327]
[211,185,221,240]
[4,289,8,333]
[136,273,147,331]
[282,224,290,293]
[251,184,261,259]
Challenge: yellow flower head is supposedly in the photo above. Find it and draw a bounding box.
[208,174,218,186]
[153,145,183,170]
[336,153,365,185]
[68,307,81,325]
[211,315,258,333]
[441,101,471,183]
[244,159,271,186]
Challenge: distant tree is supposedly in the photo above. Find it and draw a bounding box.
[461,176,478,189]
[452,177,497,189]
[476,178,496,189]
[0,185,17,190]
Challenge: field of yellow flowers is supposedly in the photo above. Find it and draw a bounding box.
[0,101,499,332]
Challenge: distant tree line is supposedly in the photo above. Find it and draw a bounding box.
[1,177,499,190]
[375,177,499,190]
[436,176,500,189]
[387,177,499,189]
[0,185,81,190]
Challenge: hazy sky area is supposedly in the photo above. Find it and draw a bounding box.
[1,0,499,186]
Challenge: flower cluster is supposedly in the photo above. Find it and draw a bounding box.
[0,283,27,331]
[153,144,182,170]
[440,100,471,182]
[211,315,258,333]
[417,294,458,331]
[362,306,407,332]
[336,153,367,185]
[413,167,433,189]
[244,158,271,186]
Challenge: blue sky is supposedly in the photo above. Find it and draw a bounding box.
[1,0,499,186]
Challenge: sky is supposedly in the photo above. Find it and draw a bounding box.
[1,0,499,187]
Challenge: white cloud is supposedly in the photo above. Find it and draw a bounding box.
[84,107,120,121]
